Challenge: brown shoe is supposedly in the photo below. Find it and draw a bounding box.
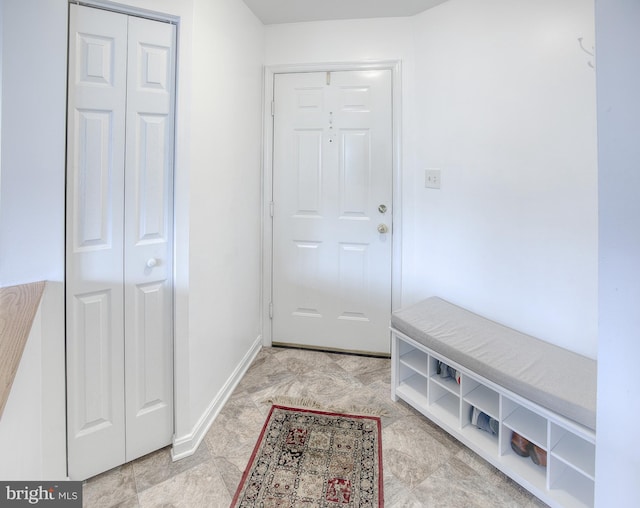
[529,444,547,467]
[510,432,531,457]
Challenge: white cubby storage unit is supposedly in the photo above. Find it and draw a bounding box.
[391,330,596,508]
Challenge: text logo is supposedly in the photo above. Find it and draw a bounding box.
[0,482,82,507]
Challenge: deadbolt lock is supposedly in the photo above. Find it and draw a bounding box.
[378,204,387,214]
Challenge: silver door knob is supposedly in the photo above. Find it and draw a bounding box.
[377,224,389,234]
[146,258,158,268]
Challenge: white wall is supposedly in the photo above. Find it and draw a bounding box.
[595,0,640,505]
[0,0,67,480]
[410,0,598,357]
[184,0,264,436]
[265,0,598,358]
[265,17,413,65]
[0,0,67,286]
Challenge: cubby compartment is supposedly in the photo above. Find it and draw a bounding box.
[502,398,547,449]
[428,379,459,429]
[501,443,548,493]
[399,345,429,378]
[460,403,499,456]
[394,340,429,408]
[550,424,595,481]
[429,355,461,396]
[396,361,428,407]
[501,398,549,483]
[548,457,595,508]
[463,378,499,420]
[460,377,500,454]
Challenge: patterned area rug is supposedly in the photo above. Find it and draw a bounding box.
[231,405,383,507]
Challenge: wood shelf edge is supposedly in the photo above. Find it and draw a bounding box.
[0,281,47,418]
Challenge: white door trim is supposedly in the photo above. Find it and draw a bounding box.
[68,0,179,24]
[261,60,403,348]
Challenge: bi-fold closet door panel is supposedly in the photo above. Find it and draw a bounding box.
[66,4,175,480]
[123,10,175,465]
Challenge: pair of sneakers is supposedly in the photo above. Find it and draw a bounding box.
[436,360,460,384]
[470,406,499,435]
[510,431,547,467]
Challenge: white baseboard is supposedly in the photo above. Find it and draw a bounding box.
[171,335,262,461]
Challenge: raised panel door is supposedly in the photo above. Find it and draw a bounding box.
[123,14,175,462]
[66,4,127,480]
[272,70,393,354]
[66,4,175,480]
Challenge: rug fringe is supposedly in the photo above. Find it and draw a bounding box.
[265,395,390,417]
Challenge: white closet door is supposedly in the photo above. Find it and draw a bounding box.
[66,4,175,479]
[66,4,128,479]
[123,15,175,462]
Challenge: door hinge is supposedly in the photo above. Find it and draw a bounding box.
[270,201,274,217]
[271,101,275,116]
[269,302,273,319]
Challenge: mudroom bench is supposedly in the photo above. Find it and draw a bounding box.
[390,297,596,508]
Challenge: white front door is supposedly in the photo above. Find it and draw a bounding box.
[66,4,175,480]
[272,70,393,354]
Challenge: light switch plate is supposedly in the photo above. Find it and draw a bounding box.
[425,169,441,189]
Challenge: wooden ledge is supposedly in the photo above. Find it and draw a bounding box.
[0,281,46,418]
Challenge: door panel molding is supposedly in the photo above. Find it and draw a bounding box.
[262,61,403,349]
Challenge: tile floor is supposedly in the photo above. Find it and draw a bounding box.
[83,346,548,507]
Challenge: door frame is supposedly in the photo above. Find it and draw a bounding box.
[261,60,403,347]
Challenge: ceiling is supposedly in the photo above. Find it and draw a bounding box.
[242,0,449,25]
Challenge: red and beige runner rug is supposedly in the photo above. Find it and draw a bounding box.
[231,405,383,507]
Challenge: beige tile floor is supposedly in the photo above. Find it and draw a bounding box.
[83,346,548,507]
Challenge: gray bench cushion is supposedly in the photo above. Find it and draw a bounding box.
[391,297,597,431]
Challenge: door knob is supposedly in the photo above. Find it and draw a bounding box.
[377,224,389,234]
[146,258,158,268]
